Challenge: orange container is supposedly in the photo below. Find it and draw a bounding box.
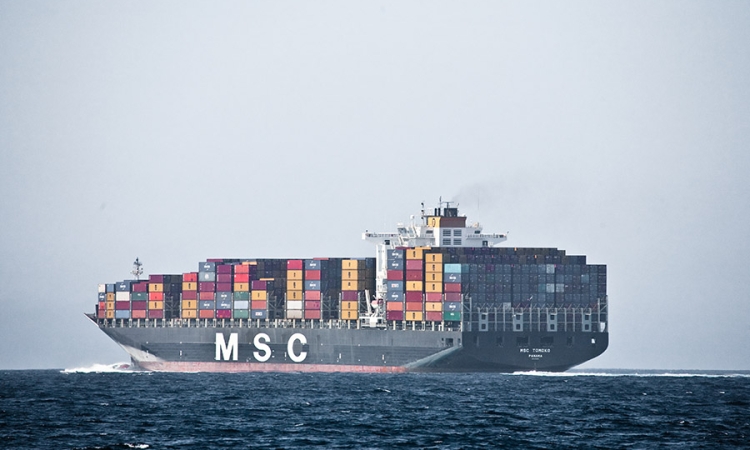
[131,310,147,319]
[405,302,423,311]
[148,292,164,301]
[199,309,215,319]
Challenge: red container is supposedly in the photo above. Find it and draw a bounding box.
[149,274,164,283]
[251,300,267,310]
[425,292,442,302]
[132,282,148,292]
[217,265,232,274]
[148,309,164,319]
[304,290,321,301]
[216,282,232,292]
[426,311,442,321]
[305,309,321,320]
[406,260,423,271]
[207,258,223,262]
[405,291,422,302]
[235,264,250,274]
[444,283,461,293]
[183,272,198,282]
[199,282,215,292]
[305,270,321,280]
[287,260,303,270]
[445,292,462,301]
[216,273,232,283]
[386,270,403,281]
[131,310,147,319]
[131,301,147,311]
[98,301,106,310]
[341,291,359,301]
[115,301,130,310]
[405,302,423,312]
[148,292,164,301]
[234,273,250,283]
[406,270,423,281]
[97,308,106,318]
[199,291,215,300]
[386,311,404,321]
[305,300,321,310]
[251,280,267,290]
[182,290,198,300]
[386,301,403,311]
[199,309,215,319]
[216,309,232,319]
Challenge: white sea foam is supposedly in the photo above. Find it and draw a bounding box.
[61,362,133,374]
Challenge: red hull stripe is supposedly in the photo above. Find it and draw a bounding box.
[139,361,409,373]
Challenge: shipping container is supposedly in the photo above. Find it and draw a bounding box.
[234,273,250,283]
[386,281,404,291]
[386,270,404,281]
[406,281,423,292]
[234,282,249,292]
[216,273,232,283]
[148,292,164,301]
[304,290,321,301]
[182,290,198,300]
[235,264,250,274]
[304,260,322,270]
[182,300,197,310]
[131,310,147,319]
[105,310,114,319]
[304,309,321,320]
[287,259,303,270]
[444,301,461,312]
[183,272,198,282]
[405,311,423,321]
[106,292,115,301]
[342,280,364,291]
[425,282,443,293]
[387,259,404,270]
[287,300,303,310]
[115,301,130,311]
[287,290,303,301]
[305,300,321,310]
[304,270,321,280]
[216,264,232,274]
[425,253,443,263]
[406,260,423,271]
[132,282,148,293]
[287,280,303,291]
[97,284,106,293]
[445,292,461,302]
[105,301,115,310]
[148,283,164,292]
[386,301,404,311]
[341,310,358,320]
[199,301,215,310]
[148,301,164,310]
[199,309,215,319]
[131,292,148,301]
[115,310,131,320]
[387,249,404,260]
[426,272,443,282]
[251,291,267,301]
[234,291,250,301]
[425,263,441,273]
[199,262,215,272]
[443,311,461,321]
[405,302,423,312]
[386,291,404,301]
[199,291,215,301]
[216,282,232,292]
[342,259,365,270]
[445,273,462,283]
[251,310,267,319]
[181,309,197,319]
[341,301,358,310]
[425,302,443,312]
[304,280,321,290]
[182,282,198,291]
[251,300,267,310]
[386,310,404,321]
[234,300,249,310]
[115,281,132,292]
[286,309,303,319]
[115,291,130,301]
[406,270,423,281]
[233,309,249,319]
[251,280,267,290]
[406,248,425,260]
[444,283,461,292]
[405,291,422,302]
[426,311,442,322]
[198,282,215,292]
[216,309,232,319]
[425,292,442,302]
[148,309,164,319]
[444,264,462,273]
[217,298,232,310]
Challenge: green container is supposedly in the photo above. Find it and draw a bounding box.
[131,292,148,300]
[443,311,461,321]
[234,291,250,300]
[233,309,250,319]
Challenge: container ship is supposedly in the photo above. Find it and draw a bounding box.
[87,202,608,372]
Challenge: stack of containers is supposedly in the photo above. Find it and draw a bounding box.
[232,263,251,319]
[148,275,164,319]
[405,248,425,321]
[181,272,198,319]
[96,285,107,319]
[303,259,322,320]
[424,252,443,321]
[286,259,304,319]
[443,263,462,321]
[341,259,363,320]
[215,263,233,319]
[115,280,132,319]
[163,275,183,319]
[198,261,216,319]
[385,250,405,321]
[104,283,115,319]
[130,281,148,319]
[251,279,270,319]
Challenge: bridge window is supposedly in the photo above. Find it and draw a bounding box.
[453,229,462,236]
[442,238,451,246]
[442,229,451,237]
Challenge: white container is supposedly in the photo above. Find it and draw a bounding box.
[286,300,303,310]
[115,291,131,301]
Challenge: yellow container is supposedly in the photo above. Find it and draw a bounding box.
[287,290,303,301]
[342,280,364,290]
[106,293,115,301]
[234,282,249,292]
[182,300,197,310]
[341,270,364,281]
[341,310,358,320]
[406,248,424,260]
[425,253,443,263]
[252,291,268,301]
[426,272,443,282]
[182,282,197,291]
[105,310,114,319]
[182,309,197,319]
[287,280,303,291]
[406,281,424,292]
[287,270,303,280]
[406,311,424,321]
[425,302,443,312]
[341,301,358,310]
[105,301,115,310]
[425,263,442,273]
[425,282,443,293]
[342,259,365,270]
[148,283,163,292]
[148,301,164,310]
[427,217,441,228]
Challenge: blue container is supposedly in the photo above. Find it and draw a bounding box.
[98,292,106,301]
[446,273,462,283]
[199,300,215,310]
[386,281,404,291]
[387,250,404,260]
[444,264,461,274]
[217,298,232,309]
[305,260,321,270]
[305,280,321,291]
[444,301,461,312]
[251,310,268,319]
[216,292,233,302]
[105,284,116,293]
[199,262,216,272]
[386,291,404,301]
[233,300,249,310]
[115,310,131,320]
[199,271,216,282]
[115,281,133,292]
[387,259,404,270]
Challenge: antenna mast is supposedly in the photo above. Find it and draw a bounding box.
[131,258,143,281]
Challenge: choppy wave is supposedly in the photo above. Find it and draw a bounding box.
[61,362,134,374]
[512,370,750,378]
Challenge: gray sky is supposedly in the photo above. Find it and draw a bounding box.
[1,1,749,370]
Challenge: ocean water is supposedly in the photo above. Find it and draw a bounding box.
[1,368,748,449]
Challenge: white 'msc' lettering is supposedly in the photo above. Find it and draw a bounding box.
[287,333,308,363]
[253,333,271,362]
[215,333,238,361]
